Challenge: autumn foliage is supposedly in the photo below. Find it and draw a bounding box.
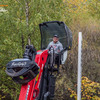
[0,0,100,100]
[68,77,100,100]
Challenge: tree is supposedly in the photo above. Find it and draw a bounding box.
[88,0,100,19]
[0,0,69,99]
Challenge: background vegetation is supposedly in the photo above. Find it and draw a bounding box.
[0,0,100,100]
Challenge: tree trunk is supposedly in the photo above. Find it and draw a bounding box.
[21,34,24,49]
[25,0,29,28]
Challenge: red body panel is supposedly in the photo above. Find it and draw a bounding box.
[19,50,48,100]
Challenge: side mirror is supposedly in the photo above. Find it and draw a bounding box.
[61,50,68,64]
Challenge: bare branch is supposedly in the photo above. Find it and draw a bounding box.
[24,0,29,34]
[28,0,33,9]
[16,0,26,13]
[16,0,23,6]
